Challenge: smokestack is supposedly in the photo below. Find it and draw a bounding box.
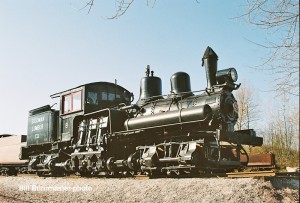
[202,46,218,89]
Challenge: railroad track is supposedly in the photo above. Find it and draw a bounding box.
[135,171,300,179]
[5,171,300,180]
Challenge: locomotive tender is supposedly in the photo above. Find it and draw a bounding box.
[20,47,263,176]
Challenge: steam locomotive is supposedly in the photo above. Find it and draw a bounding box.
[19,47,263,176]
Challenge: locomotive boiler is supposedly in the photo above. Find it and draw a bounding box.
[20,47,263,176]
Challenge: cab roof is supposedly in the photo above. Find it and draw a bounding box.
[50,82,130,99]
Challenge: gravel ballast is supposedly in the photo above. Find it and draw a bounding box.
[0,176,298,203]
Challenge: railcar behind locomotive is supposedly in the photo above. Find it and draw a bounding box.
[0,134,27,175]
[20,47,263,176]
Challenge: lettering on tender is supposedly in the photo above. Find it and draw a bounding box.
[32,124,44,132]
[31,116,45,132]
[31,116,45,124]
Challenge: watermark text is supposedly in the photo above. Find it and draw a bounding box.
[19,185,92,192]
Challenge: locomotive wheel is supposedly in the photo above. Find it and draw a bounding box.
[37,171,45,177]
[127,152,140,170]
[7,168,18,176]
[106,157,116,172]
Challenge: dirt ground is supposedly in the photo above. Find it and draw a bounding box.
[0,176,298,203]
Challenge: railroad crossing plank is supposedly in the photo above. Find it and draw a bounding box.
[226,171,275,178]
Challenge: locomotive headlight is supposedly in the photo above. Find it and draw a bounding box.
[229,68,238,82]
[216,68,238,84]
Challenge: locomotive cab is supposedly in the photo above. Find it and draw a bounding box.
[49,82,132,142]
[51,82,132,115]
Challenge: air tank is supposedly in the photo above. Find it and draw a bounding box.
[170,72,194,98]
[136,66,163,105]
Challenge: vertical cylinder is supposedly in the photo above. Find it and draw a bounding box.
[137,66,163,105]
[170,72,193,97]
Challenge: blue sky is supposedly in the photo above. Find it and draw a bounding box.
[0,1,282,134]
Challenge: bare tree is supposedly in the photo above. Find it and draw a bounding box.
[83,0,207,19]
[84,0,156,19]
[234,83,260,131]
[262,92,299,166]
[242,0,299,96]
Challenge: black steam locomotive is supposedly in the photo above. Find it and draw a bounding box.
[20,47,263,176]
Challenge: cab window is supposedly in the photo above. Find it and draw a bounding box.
[101,92,108,101]
[63,95,72,113]
[63,91,82,114]
[87,92,98,104]
[108,93,115,101]
[73,91,82,111]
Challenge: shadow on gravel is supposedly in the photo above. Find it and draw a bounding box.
[266,178,299,202]
[268,178,299,190]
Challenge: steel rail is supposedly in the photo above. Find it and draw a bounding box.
[3,171,299,179]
